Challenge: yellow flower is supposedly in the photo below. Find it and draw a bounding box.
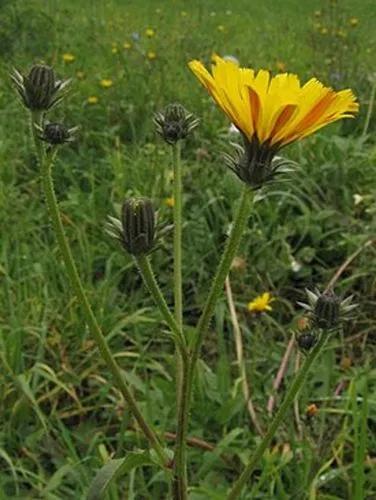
[276,61,286,72]
[76,71,85,80]
[247,292,274,313]
[217,25,225,32]
[321,27,328,35]
[164,197,175,208]
[112,47,118,54]
[62,53,75,63]
[181,11,187,17]
[123,41,132,49]
[188,55,358,148]
[147,51,157,60]
[100,79,113,88]
[87,96,99,104]
[349,17,359,27]
[145,28,155,38]
[314,9,321,17]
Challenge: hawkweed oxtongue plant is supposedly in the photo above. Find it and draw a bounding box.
[187,55,359,499]
[11,65,171,472]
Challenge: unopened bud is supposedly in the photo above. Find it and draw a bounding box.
[11,64,70,111]
[121,198,155,255]
[314,290,340,329]
[37,122,78,145]
[154,103,199,145]
[297,331,317,351]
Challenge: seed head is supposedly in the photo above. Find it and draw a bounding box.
[154,103,199,145]
[10,64,70,111]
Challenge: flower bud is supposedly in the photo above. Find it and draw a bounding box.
[37,122,78,145]
[11,64,70,111]
[296,331,317,351]
[154,103,199,145]
[121,198,155,255]
[314,290,340,329]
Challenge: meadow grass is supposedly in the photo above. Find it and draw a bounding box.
[0,0,375,498]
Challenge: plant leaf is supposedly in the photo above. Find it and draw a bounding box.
[87,451,153,500]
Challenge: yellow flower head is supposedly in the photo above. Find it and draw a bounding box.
[217,25,225,32]
[62,53,75,63]
[147,51,157,60]
[87,96,99,104]
[247,292,274,313]
[349,17,359,27]
[321,27,328,35]
[164,197,175,208]
[145,28,155,37]
[112,47,118,54]
[76,71,85,80]
[123,41,132,49]
[188,55,358,148]
[100,79,113,88]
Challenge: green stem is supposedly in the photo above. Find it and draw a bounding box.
[173,141,183,330]
[31,112,168,468]
[227,331,328,499]
[172,142,188,500]
[190,184,252,375]
[135,255,187,356]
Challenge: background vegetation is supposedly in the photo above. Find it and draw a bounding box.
[0,0,375,498]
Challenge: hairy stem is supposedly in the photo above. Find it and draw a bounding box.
[227,331,328,499]
[190,185,252,377]
[135,254,187,356]
[172,142,188,500]
[31,111,168,467]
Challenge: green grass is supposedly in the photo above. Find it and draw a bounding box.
[1,0,376,498]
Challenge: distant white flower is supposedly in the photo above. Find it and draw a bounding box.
[290,257,302,273]
[353,193,364,206]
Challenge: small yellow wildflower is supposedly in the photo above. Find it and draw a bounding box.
[76,71,85,80]
[349,17,359,27]
[100,79,113,88]
[145,28,155,38]
[123,41,132,49]
[87,96,99,105]
[217,25,225,32]
[147,51,157,60]
[321,27,328,35]
[276,61,286,72]
[314,9,321,17]
[164,197,175,208]
[181,11,187,17]
[112,47,118,54]
[247,292,274,313]
[62,53,75,63]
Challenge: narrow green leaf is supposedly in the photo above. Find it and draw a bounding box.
[87,451,153,500]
